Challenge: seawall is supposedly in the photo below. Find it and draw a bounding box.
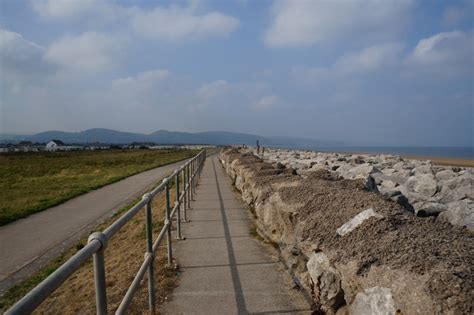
[220,148,473,315]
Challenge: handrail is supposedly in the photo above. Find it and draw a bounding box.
[6,149,207,315]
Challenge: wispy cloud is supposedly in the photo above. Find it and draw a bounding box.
[264,0,414,47]
[131,6,240,41]
[44,32,123,73]
[254,95,278,110]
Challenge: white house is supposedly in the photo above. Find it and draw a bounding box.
[46,139,65,151]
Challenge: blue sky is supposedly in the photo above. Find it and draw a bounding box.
[0,0,473,146]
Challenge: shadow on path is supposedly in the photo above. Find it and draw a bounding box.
[212,158,248,314]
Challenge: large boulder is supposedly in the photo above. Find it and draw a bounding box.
[338,164,380,180]
[412,163,434,175]
[438,200,474,231]
[405,174,438,198]
[307,252,344,313]
[435,169,457,181]
[413,202,447,217]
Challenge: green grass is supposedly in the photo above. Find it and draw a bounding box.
[0,149,197,226]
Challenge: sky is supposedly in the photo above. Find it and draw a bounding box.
[0,0,473,146]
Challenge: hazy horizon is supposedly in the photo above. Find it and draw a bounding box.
[1,0,473,147]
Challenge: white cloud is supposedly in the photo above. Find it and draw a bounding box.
[32,0,98,18]
[405,30,474,76]
[112,70,170,90]
[334,43,404,74]
[292,42,404,83]
[196,80,229,99]
[131,6,239,41]
[108,70,171,110]
[254,95,278,110]
[31,0,131,23]
[264,0,414,47]
[44,32,121,73]
[0,28,44,69]
[32,1,239,42]
[0,28,55,91]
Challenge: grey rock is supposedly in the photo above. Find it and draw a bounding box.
[365,175,379,193]
[438,200,474,231]
[307,252,344,311]
[351,157,365,164]
[391,194,414,212]
[393,161,411,170]
[378,186,402,198]
[381,179,399,189]
[435,184,472,203]
[372,173,406,186]
[273,162,285,170]
[435,169,457,181]
[413,163,434,175]
[405,174,438,197]
[345,164,380,180]
[414,202,447,217]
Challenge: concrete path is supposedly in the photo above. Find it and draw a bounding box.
[164,157,311,314]
[0,159,188,294]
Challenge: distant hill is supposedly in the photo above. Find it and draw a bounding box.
[1,128,343,147]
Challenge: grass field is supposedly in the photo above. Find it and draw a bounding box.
[0,149,197,226]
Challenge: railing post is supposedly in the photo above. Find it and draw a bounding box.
[189,162,192,202]
[175,170,182,239]
[164,179,173,265]
[194,158,197,188]
[144,194,156,313]
[187,163,191,208]
[192,159,196,195]
[88,232,108,315]
[183,165,187,220]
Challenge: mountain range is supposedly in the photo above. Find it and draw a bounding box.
[0,128,343,148]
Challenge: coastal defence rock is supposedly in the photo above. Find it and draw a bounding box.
[220,148,474,315]
[260,148,474,231]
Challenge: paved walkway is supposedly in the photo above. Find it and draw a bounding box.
[0,159,189,294]
[164,156,311,314]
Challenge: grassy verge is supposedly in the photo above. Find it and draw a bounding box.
[0,185,179,313]
[0,149,197,225]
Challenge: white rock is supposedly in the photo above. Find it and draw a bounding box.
[438,200,474,231]
[350,287,396,315]
[435,169,456,181]
[307,252,342,309]
[405,174,438,197]
[336,208,383,236]
[381,179,398,189]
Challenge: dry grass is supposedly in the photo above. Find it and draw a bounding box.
[3,189,180,314]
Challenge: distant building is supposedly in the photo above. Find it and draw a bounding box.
[18,141,33,152]
[46,139,65,151]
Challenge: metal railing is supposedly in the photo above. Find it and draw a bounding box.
[6,150,207,315]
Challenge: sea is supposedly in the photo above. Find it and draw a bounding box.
[275,146,474,160]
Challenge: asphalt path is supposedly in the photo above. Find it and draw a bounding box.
[0,159,188,294]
